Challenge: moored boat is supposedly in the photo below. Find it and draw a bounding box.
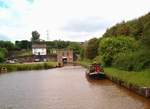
[86,64,106,79]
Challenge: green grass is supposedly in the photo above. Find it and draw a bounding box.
[0,62,57,72]
[78,60,150,87]
[104,67,150,87]
[76,59,92,68]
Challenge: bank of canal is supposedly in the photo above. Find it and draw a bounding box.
[0,62,57,73]
[105,68,150,98]
[78,61,150,98]
[0,66,149,109]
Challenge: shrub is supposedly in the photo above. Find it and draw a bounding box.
[0,52,4,62]
[99,36,138,66]
[85,38,99,60]
[93,55,102,64]
[0,48,7,63]
[113,52,135,71]
[113,49,150,71]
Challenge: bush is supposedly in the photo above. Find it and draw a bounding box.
[113,49,150,71]
[77,59,92,68]
[99,36,138,66]
[0,52,4,62]
[0,48,7,63]
[79,48,85,60]
[113,52,135,71]
[93,55,102,64]
[85,38,99,60]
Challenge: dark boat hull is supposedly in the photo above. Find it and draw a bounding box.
[86,70,106,79]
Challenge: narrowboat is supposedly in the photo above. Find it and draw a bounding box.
[86,64,106,79]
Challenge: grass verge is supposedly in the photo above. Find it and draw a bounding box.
[76,60,92,68]
[104,67,150,87]
[0,62,57,72]
[78,60,150,87]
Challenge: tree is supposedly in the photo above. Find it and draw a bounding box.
[15,40,31,50]
[31,31,40,42]
[0,48,7,62]
[0,52,4,62]
[85,38,99,60]
[102,12,150,42]
[67,42,81,61]
[67,42,81,54]
[0,41,15,50]
[80,47,85,60]
[142,21,150,48]
[46,40,71,49]
[99,36,138,66]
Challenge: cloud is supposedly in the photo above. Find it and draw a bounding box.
[62,30,105,42]
[0,0,150,42]
[26,0,34,3]
[0,33,10,41]
[0,0,9,8]
[62,17,111,33]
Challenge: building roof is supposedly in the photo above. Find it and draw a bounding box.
[32,43,46,48]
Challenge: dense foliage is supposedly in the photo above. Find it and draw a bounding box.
[81,12,150,71]
[100,12,150,71]
[141,21,150,48]
[0,48,8,62]
[0,51,4,62]
[85,38,99,60]
[0,40,15,50]
[0,41,14,62]
[99,36,138,66]
[67,42,81,61]
[103,12,150,41]
[15,40,31,50]
[46,40,70,49]
[113,49,150,71]
[67,42,81,54]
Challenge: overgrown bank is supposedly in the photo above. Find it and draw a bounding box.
[77,60,92,68]
[0,62,57,73]
[105,67,150,97]
[105,67,150,87]
[78,60,150,87]
[78,60,150,97]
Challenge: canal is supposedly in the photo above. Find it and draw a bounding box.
[0,66,149,109]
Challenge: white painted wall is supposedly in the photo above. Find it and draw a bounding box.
[32,48,47,55]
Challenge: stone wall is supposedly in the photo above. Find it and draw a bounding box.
[107,76,150,98]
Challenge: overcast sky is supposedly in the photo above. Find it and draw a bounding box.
[0,0,150,42]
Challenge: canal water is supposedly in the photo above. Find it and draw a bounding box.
[0,66,149,109]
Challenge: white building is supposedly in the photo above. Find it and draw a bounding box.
[32,42,47,55]
[32,42,47,61]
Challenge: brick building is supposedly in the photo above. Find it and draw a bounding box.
[57,49,73,64]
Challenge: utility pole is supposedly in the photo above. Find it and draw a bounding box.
[46,30,49,41]
[46,30,49,60]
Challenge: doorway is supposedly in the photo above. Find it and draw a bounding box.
[62,57,67,64]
